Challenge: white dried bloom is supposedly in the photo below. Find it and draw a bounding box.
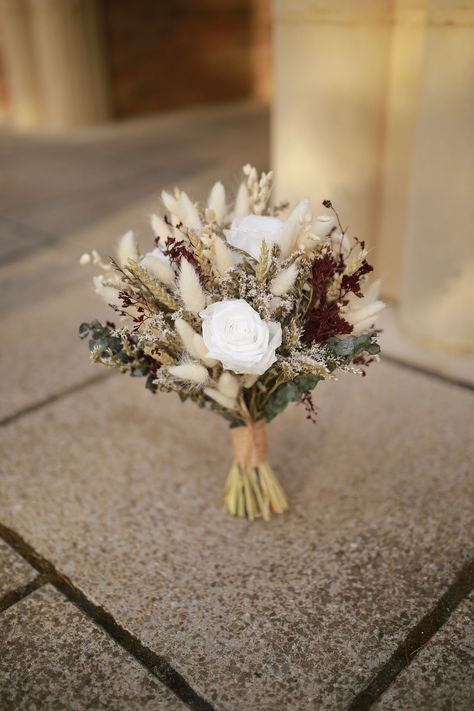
[175,318,201,358]
[313,215,336,237]
[331,231,351,255]
[224,214,284,260]
[279,199,311,258]
[179,191,201,231]
[117,230,138,267]
[168,363,208,384]
[345,248,368,277]
[90,250,112,271]
[204,387,237,410]
[192,333,218,367]
[233,182,250,218]
[150,213,172,247]
[217,372,240,399]
[79,253,91,265]
[141,248,175,286]
[207,181,226,225]
[161,190,180,216]
[214,237,234,274]
[178,258,206,314]
[93,275,121,306]
[270,263,298,296]
[200,299,282,375]
[345,279,385,334]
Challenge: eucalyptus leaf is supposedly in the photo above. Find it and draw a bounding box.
[263,375,321,422]
[326,334,380,361]
[145,373,158,393]
[79,322,90,339]
[131,366,149,377]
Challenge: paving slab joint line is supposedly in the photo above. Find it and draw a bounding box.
[382,354,474,393]
[0,575,47,614]
[347,556,474,710]
[0,371,114,428]
[0,522,215,711]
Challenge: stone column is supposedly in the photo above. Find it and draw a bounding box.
[272,0,393,256]
[399,0,474,351]
[0,0,41,128]
[0,0,111,130]
[376,0,426,301]
[29,0,111,130]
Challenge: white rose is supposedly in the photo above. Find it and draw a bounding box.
[224,214,284,260]
[200,299,282,375]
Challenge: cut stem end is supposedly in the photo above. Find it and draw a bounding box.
[223,461,288,522]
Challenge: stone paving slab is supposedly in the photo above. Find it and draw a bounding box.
[0,102,267,245]
[378,305,474,388]
[0,585,186,710]
[0,540,36,597]
[0,284,110,421]
[0,114,268,420]
[0,360,473,709]
[375,593,474,711]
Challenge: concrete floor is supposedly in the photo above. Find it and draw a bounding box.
[0,103,473,711]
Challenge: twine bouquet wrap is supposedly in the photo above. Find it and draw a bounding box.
[79,166,384,521]
[226,420,287,521]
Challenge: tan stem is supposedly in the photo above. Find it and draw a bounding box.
[224,421,288,521]
[231,420,268,469]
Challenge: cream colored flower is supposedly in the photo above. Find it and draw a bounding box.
[345,280,385,334]
[224,215,284,260]
[200,299,282,375]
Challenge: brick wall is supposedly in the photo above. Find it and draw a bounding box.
[100,0,271,118]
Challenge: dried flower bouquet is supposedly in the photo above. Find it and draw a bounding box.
[80,165,384,521]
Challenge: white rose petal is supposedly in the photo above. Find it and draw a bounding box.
[200,299,282,375]
[224,214,284,260]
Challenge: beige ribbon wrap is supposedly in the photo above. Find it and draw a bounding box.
[231,420,268,469]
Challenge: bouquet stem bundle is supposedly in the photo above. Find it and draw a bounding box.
[223,421,288,521]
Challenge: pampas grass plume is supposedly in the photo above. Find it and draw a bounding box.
[150,213,171,245]
[214,237,234,274]
[141,254,175,286]
[117,230,138,266]
[161,190,180,216]
[179,191,201,230]
[175,318,200,357]
[204,387,237,410]
[193,333,218,367]
[168,363,208,384]
[179,258,206,314]
[270,263,298,296]
[93,276,121,306]
[207,181,226,225]
[234,182,250,218]
[217,372,240,398]
[279,198,310,257]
